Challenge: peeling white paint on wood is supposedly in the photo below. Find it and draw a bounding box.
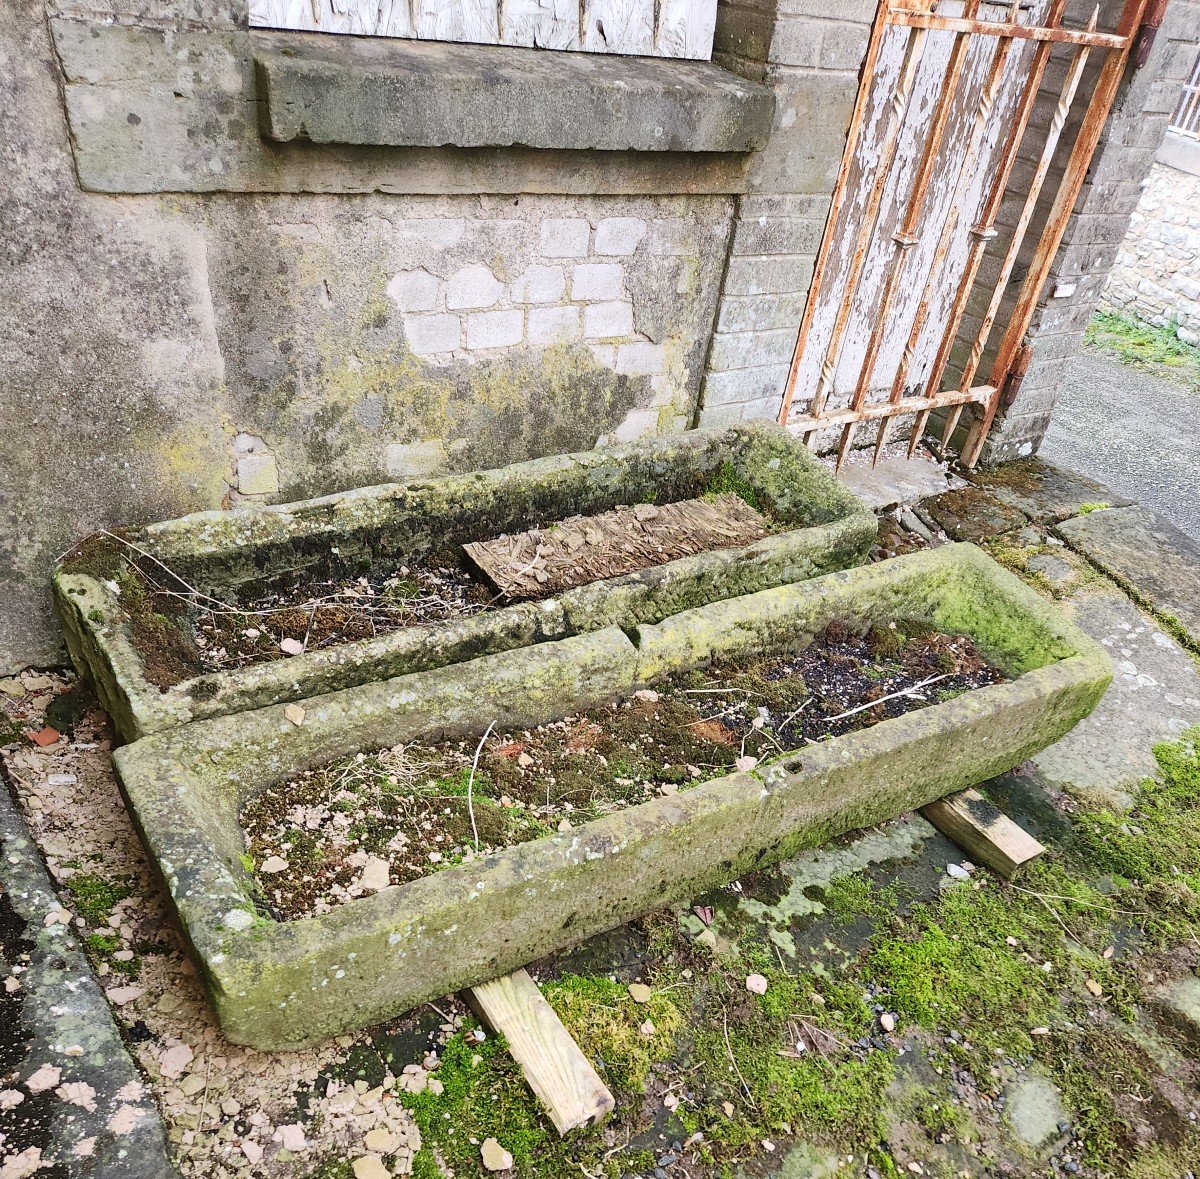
[786,0,1053,430]
[249,0,716,59]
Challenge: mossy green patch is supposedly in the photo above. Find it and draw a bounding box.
[63,872,132,924]
[1085,310,1200,392]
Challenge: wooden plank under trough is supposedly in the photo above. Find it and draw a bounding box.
[921,788,1044,879]
[462,492,770,601]
[464,969,615,1135]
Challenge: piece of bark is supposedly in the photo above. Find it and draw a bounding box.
[463,492,769,600]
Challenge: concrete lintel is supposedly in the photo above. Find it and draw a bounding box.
[254,36,775,154]
[50,19,760,195]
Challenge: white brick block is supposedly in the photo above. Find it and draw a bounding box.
[571,263,625,301]
[594,217,648,256]
[583,301,634,339]
[612,407,660,442]
[540,218,591,258]
[510,265,566,304]
[386,269,439,312]
[615,341,666,376]
[404,313,460,355]
[466,309,524,350]
[528,305,582,347]
[701,364,790,408]
[446,264,504,310]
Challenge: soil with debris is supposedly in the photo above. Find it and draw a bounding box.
[0,670,433,1178]
[242,624,1006,920]
[194,561,492,673]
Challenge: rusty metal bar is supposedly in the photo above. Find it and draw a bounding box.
[902,0,1067,457]
[794,20,930,445]
[788,384,993,435]
[870,0,1023,465]
[960,0,1152,466]
[887,7,1130,50]
[834,0,983,471]
[932,2,1096,457]
[776,0,899,428]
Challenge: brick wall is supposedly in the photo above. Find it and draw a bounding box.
[695,0,874,427]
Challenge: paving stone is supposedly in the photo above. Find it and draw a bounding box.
[1032,588,1200,809]
[1056,504,1200,651]
[964,457,1130,524]
[837,454,953,512]
[1003,1073,1069,1155]
[920,486,1029,543]
[1025,551,1079,589]
[1148,975,1200,1051]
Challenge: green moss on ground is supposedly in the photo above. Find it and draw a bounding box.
[63,872,132,924]
[1085,311,1200,392]
[393,729,1200,1177]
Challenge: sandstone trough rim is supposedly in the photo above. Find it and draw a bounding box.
[56,423,875,740]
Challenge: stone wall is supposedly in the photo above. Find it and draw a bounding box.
[1101,148,1200,344]
[0,0,741,671]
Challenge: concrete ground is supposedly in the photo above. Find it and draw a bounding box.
[1042,351,1200,543]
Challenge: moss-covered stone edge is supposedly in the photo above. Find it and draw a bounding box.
[56,423,875,741]
[110,544,1110,1049]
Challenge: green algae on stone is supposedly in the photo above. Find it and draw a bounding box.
[57,423,875,741]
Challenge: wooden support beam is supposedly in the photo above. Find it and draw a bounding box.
[921,788,1044,880]
[464,969,615,1136]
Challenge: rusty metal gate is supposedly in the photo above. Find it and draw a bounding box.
[777,0,1150,468]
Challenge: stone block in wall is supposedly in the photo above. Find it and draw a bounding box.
[594,218,649,256]
[466,309,525,350]
[584,301,636,338]
[701,364,791,407]
[510,265,568,304]
[571,263,627,301]
[722,254,816,296]
[707,328,797,370]
[731,215,824,256]
[715,291,811,333]
[528,305,583,347]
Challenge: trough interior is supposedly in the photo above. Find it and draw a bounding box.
[185,544,1085,883]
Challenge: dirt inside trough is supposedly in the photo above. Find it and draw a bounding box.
[70,462,782,682]
[241,623,1007,921]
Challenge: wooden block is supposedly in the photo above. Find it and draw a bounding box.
[464,969,615,1136]
[921,788,1044,880]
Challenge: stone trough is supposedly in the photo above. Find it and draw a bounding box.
[54,424,875,741]
[110,544,1110,1050]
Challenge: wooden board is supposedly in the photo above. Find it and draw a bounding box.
[464,969,615,1135]
[921,788,1044,879]
[462,493,771,602]
[249,0,718,59]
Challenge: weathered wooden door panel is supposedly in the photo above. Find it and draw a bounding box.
[249,0,717,59]
[780,0,1150,466]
